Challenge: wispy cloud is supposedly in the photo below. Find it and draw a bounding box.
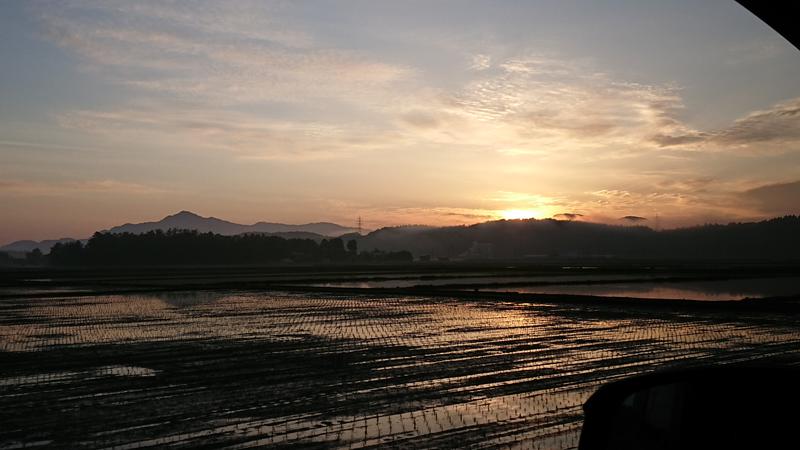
[37,1,414,105]
[33,0,422,160]
[726,39,786,66]
[740,180,800,215]
[0,179,168,196]
[469,54,492,71]
[348,206,501,228]
[57,105,401,160]
[393,55,699,159]
[651,98,800,154]
[0,140,100,153]
[37,1,800,163]
[713,98,800,149]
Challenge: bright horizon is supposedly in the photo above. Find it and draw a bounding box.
[2,0,800,243]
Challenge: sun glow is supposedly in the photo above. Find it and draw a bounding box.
[499,209,542,220]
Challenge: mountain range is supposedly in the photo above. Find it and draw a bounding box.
[4,211,800,261]
[105,211,359,237]
[0,211,360,254]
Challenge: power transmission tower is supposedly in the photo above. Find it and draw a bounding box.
[357,216,362,235]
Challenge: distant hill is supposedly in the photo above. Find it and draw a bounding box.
[7,214,800,261]
[105,211,360,237]
[0,211,358,254]
[0,238,81,255]
[354,216,800,260]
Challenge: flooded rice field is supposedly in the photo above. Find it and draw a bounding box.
[302,273,670,289]
[2,291,800,449]
[480,276,800,301]
[296,274,800,301]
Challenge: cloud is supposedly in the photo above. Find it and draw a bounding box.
[358,206,500,228]
[57,105,402,160]
[29,0,800,221]
[649,132,708,147]
[0,179,167,196]
[455,58,681,142]
[712,99,800,148]
[469,54,491,71]
[650,98,800,153]
[39,0,800,163]
[620,215,647,223]
[654,177,715,193]
[392,55,700,159]
[726,39,786,66]
[553,213,583,221]
[440,210,498,220]
[740,180,800,215]
[573,174,800,228]
[401,111,441,129]
[489,191,559,204]
[0,140,100,154]
[35,0,414,106]
[585,188,707,222]
[34,0,423,160]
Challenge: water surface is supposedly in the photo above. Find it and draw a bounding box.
[480,277,800,301]
[2,291,799,449]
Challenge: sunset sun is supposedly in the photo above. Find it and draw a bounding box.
[500,209,543,220]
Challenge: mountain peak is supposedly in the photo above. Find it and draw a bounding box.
[102,211,359,237]
[170,210,202,219]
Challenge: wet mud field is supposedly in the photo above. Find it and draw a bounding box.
[2,291,800,449]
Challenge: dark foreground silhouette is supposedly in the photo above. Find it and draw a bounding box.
[47,229,412,266]
[580,367,800,449]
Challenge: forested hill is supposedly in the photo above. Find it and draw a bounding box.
[48,230,411,266]
[354,216,800,260]
[24,216,800,266]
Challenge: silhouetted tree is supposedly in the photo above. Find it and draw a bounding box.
[49,241,85,266]
[356,249,413,263]
[0,252,12,266]
[47,229,412,266]
[320,238,347,261]
[26,248,43,265]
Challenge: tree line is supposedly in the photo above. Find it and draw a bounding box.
[46,229,412,266]
[0,248,44,267]
[356,215,800,260]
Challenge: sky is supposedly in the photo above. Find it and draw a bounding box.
[2,0,800,243]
